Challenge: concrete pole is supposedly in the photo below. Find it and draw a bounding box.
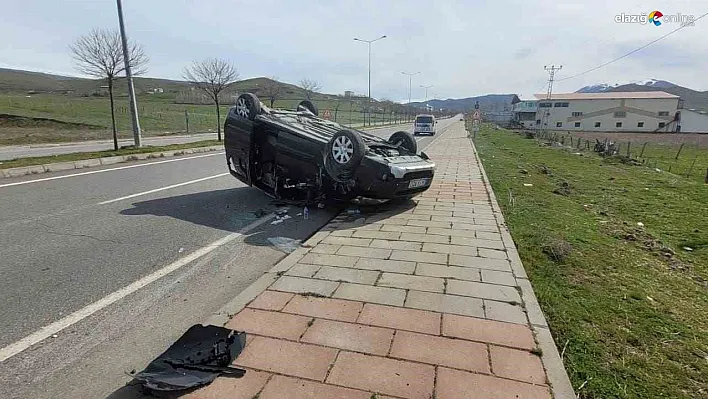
[117,0,142,147]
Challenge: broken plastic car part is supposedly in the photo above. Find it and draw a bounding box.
[133,324,247,392]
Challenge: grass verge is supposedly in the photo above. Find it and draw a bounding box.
[0,139,222,169]
[472,124,707,398]
[0,93,415,145]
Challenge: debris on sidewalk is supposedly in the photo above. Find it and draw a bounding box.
[268,236,302,253]
[133,324,247,392]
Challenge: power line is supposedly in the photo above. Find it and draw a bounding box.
[534,80,549,94]
[556,11,707,82]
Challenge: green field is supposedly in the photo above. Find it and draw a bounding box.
[536,130,708,185]
[0,93,414,146]
[472,124,707,398]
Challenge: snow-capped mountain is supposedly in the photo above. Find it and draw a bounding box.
[576,79,677,93]
[628,79,677,88]
[576,83,620,93]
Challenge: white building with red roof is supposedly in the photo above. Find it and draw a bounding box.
[530,91,682,132]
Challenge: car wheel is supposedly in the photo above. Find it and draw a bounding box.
[235,93,261,120]
[388,131,417,154]
[297,100,318,116]
[324,129,365,182]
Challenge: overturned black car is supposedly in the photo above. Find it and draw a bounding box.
[223,93,435,203]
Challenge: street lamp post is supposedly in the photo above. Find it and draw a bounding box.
[402,71,420,122]
[354,35,386,126]
[420,85,433,102]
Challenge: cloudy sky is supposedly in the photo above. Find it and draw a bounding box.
[1,0,705,102]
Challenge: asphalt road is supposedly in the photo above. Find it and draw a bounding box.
[0,117,458,399]
[0,133,220,161]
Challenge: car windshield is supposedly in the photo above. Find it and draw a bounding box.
[416,116,433,124]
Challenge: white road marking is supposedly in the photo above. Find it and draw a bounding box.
[98,173,230,205]
[0,212,276,362]
[0,152,224,189]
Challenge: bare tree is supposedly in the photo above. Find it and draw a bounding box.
[260,77,284,107]
[299,78,322,100]
[379,98,400,123]
[70,28,148,150]
[379,98,394,124]
[183,58,239,141]
[333,96,342,122]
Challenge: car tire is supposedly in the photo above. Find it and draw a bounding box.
[388,131,417,154]
[297,100,318,116]
[235,93,261,120]
[324,129,365,182]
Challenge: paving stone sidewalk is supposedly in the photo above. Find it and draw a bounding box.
[192,122,574,399]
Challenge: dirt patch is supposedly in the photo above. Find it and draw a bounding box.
[0,114,103,130]
[542,238,573,262]
[603,155,643,166]
[613,225,695,273]
[552,180,573,196]
[538,164,553,175]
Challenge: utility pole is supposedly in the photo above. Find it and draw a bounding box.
[544,65,562,100]
[542,65,562,133]
[420,85,433,102]
[117,0,142,147]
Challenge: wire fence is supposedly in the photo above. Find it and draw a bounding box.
[530,129,708,184]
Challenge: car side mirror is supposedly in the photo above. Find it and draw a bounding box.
[420,151,429,160]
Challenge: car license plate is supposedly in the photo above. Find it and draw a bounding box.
[408,178,429,189]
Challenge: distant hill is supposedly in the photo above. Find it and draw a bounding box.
[606,84,708,112]
[0,68,359,104]
[409,94,519,113]
[577,79,678,93]
[576,83,619,93]
[574,79,708,112]
[0,68,84,93]
[0,67,195,94]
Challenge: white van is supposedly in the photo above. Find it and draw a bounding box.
[414,114,436,136]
